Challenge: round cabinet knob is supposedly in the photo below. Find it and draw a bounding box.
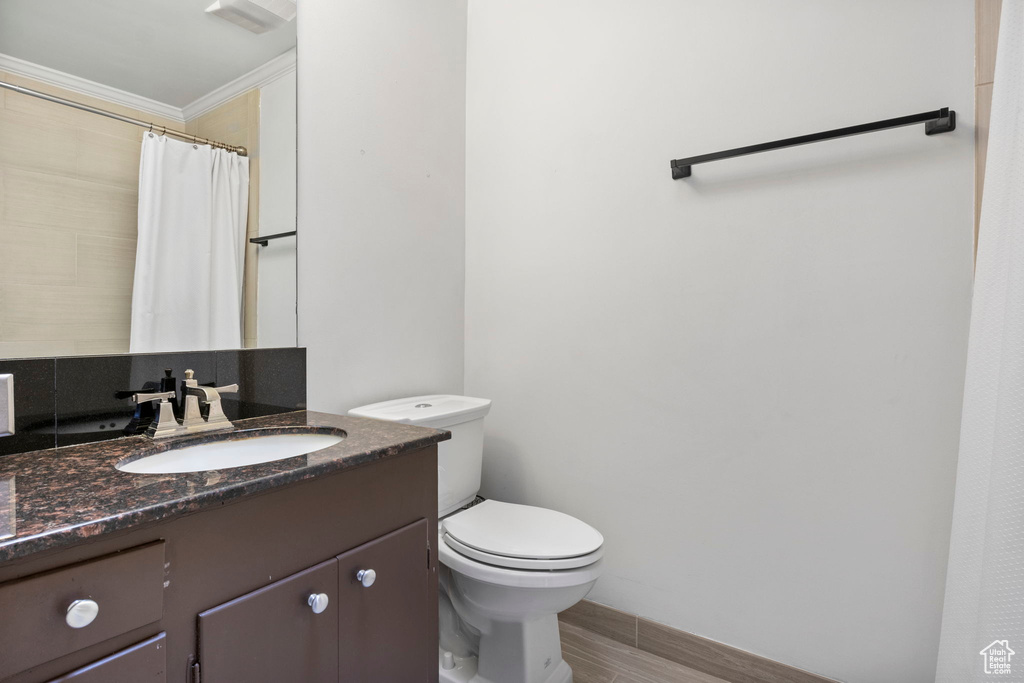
[65,599,99,628]
[356,569,376,588]
[307,593,329,614]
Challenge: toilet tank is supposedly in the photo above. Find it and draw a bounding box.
[348,395,491,517]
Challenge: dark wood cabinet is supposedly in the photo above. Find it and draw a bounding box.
[0,444,438,683]
[194,519,430,683]
[45,633,166,683]
[198,559,340,682]
[337,519,431,682]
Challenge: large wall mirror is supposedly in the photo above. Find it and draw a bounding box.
[0,0,297,359]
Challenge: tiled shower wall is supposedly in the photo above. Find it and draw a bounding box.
[0,71,262,355]
[0,347,306,457]
[0,71,176,358]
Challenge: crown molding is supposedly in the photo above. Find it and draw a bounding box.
[181,48,296,121]
[0,48,296,126]
[0,52,186,123]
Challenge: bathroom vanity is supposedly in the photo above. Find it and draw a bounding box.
[0,411,447,683]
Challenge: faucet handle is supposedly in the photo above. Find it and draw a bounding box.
[114,384,159,401]
[133,391,176,404]
[131,391,183,439]
[211,384,238,396]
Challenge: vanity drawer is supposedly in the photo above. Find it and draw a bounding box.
[0,541,165,679]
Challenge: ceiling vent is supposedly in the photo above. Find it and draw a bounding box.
[205,0,297,34]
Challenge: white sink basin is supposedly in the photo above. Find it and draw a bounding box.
[117,432,345,474]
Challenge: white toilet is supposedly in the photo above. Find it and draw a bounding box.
[348,395,603,683]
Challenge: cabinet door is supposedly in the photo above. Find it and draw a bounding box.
[337,519,430,682]
[198,558,339,682]
[46,632,166,683]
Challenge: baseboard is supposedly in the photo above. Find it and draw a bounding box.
[559,600,840,683]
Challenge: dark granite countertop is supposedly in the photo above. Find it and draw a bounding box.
[0,411,448,564]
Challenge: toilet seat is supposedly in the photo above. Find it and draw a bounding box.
[439,537,604,589]
[441,500,604,572]
[443,532,604,570]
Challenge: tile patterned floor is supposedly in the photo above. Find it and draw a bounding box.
[560,620,730,683]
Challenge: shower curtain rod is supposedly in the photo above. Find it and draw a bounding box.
[0,80,248,156]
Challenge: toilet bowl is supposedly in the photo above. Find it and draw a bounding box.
[348,396,604,683]
[437,500,603,683]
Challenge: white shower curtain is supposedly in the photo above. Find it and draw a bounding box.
[129,134,249,353]
[935,2,1024,680]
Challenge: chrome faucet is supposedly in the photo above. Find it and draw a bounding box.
[181,369,239,433]
[122,370,240,439]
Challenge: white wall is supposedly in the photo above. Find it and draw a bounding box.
[297,0,467,412]
[258,69,297,349]
[465,2,974,681]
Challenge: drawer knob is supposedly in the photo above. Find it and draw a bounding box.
[356,569,376,588]
[307,593,329,614]
[65,599,99,628]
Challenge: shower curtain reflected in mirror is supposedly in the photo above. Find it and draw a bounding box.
[129,133,249,353]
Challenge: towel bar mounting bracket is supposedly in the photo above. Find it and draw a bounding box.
[924,110,956,136]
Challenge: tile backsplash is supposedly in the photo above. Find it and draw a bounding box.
[0,358,55,457]
[0,348,305,456]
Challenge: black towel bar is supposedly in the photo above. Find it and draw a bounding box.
[250,231,297,246]
[670,107,956,179]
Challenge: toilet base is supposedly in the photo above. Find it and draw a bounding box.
[439,647,573,683]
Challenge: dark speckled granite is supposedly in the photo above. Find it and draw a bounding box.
[0,410,448,564]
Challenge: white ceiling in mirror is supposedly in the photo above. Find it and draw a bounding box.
[0,0,296,108]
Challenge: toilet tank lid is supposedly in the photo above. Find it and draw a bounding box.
[348,394,491,429]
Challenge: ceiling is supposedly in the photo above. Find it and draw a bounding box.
[0,0,296,108]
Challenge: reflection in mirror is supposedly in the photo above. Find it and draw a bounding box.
[0,0,297,358]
